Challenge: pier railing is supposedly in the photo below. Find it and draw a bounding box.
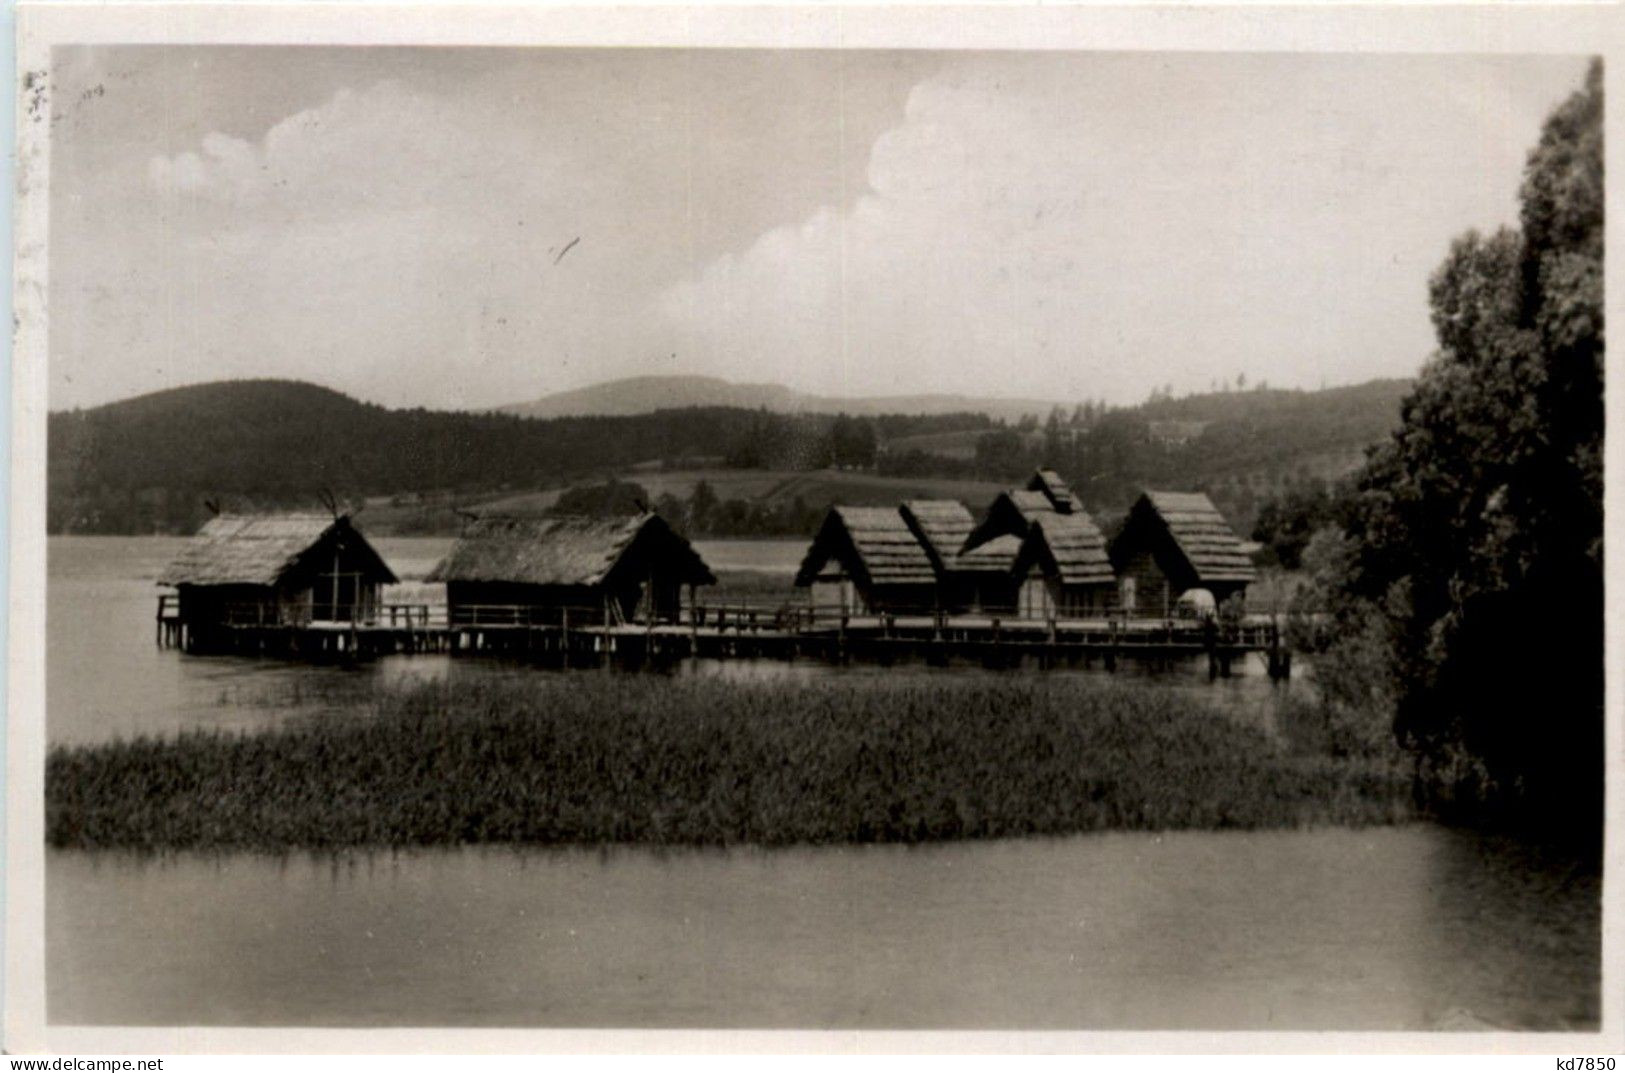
[158,592,1284,649]
[377,604,445,629]
[435,597,1279,643]
[159,598,446,630]
[156,590,1290,677]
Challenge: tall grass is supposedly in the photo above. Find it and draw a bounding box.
[47,676,1413,851]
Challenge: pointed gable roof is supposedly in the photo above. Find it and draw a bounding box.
[1015,512,1114,586]
[960,468,1080,555]
[426,513,714,587]
[1114,490,1256,585]
[159,514,397,587]
[895,499,1016,575]
[1026,468,1076,513]
[954,533,1023,574]
[898,500,976,567]
[794,505,936,587]
[962,488,1059,555]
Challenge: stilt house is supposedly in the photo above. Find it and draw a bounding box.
[426,513,715,626]
[1010,512,1118,618]
[957,468,1115,617]
[158,513,397,630]
[794,506,938,615]
[1108,490,1256,616]
[898,500,1020,614]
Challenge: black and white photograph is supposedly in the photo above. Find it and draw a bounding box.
[6,2,1618,1055]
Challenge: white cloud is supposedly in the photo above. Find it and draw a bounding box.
[145,81,549,215]
[77,77,670,409]
[53,51,1589,412]
[656,54,1582,402]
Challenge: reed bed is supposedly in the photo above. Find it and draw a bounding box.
[47,676,1413,850]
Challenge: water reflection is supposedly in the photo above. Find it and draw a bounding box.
[47,827,1598,1029]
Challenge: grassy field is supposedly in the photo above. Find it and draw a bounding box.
[473,468,1006,517]
[884,428,1002,460]
[356,468,1009,536]
[757,469,1004,508]
[47,677,1413,851]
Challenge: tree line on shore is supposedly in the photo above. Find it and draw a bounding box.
[1255,61,1602,850]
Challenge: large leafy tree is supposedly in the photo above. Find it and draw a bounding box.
[1335,61,1603,836]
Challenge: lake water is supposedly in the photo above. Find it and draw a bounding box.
[48,829,1599,1029]
[44,537,1601,1029]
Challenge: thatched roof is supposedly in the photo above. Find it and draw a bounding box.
[1009,489,1059,517]
[1126,490,1256,584]
[900,499,1021,575]
[1017,512,1114,587]
[794,505,936,587]
[961,488,1058,554]
[426,513,714,587]
[1026,468,1076,513]
[955,533,1022,574]
[158,514,397,587]
[900,500,975,559]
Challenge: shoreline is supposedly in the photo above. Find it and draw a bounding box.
[41,819,1451,863]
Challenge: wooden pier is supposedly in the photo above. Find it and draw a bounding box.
[157,595,1292,679]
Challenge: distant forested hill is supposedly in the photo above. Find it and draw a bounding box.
[48,376,1413,535]
[45,380,991,533]
[883,379,1417,531]
[499,373,1058,424]
[1095,379,1418,521]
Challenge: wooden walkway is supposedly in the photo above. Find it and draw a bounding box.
[157,596,1292,679]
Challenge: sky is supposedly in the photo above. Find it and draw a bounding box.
[46,46,1592,411]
